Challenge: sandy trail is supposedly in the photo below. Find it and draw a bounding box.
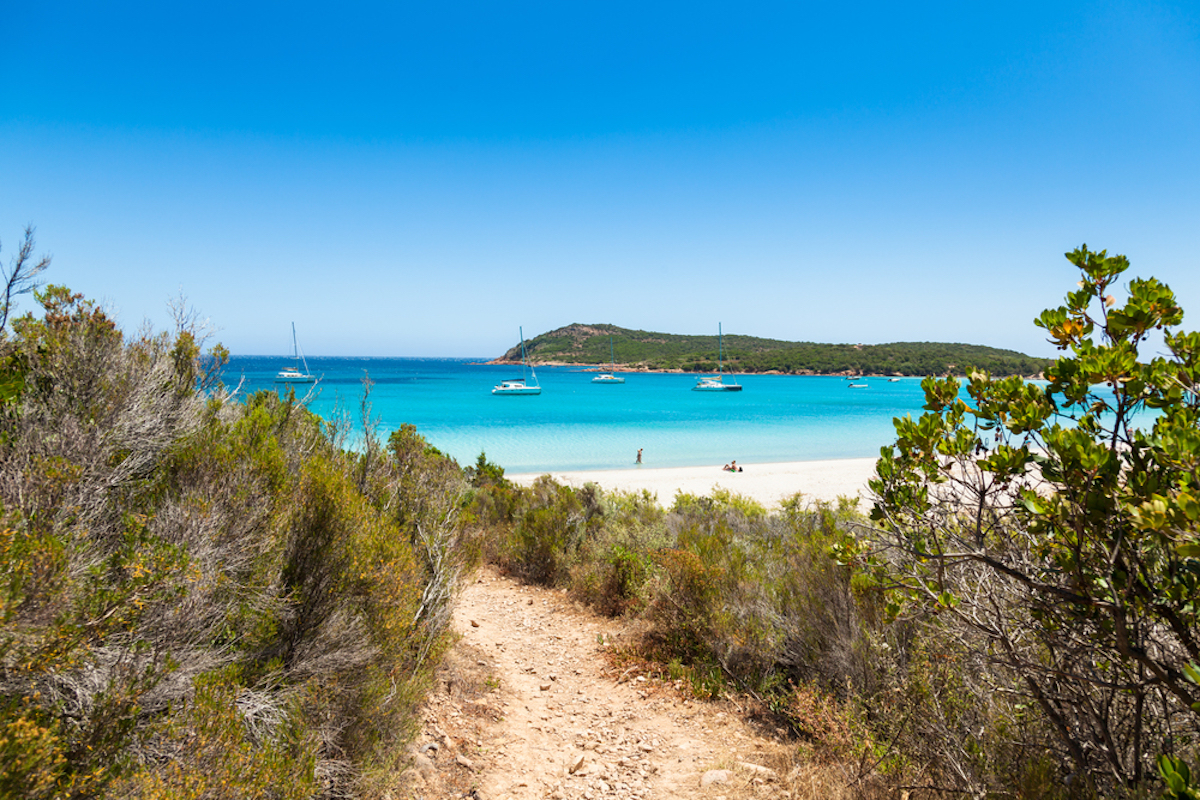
[402,566,790,799]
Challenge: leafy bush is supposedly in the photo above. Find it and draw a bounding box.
[869,245,1200,796]
[569,489,666,616]
[500,476,597,585]
[0,280,468,798]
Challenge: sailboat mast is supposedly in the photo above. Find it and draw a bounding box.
[520,327,528,381]
[292,322,299,359]
[718,323,723,375]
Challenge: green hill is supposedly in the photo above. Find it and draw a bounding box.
[495,323,1049,377]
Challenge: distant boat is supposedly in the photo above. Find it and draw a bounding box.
[592,334,625,384]
[849,383,868,388]
[274,322,315,384]
[693,323,742,392]
[493,327,542,395]
[889,377,901,382]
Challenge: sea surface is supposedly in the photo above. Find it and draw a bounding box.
[225,356,935,473]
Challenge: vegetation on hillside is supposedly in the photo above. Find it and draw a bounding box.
[496,322,1050,376]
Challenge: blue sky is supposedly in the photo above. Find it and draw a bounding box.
[2,1,1198,358]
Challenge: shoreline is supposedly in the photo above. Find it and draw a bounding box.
[482,361,1043,380]
[507,457,879,510]
[482,360,912,377]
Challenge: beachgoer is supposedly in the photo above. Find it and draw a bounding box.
[722,463,732,472]
[636,448,643,465]
[730,460,737,472]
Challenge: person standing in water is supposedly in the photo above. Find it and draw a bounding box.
[636,448,643,465]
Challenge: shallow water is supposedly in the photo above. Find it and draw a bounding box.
[226,356,934,472]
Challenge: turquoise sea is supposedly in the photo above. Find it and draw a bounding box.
[226,356,932,473]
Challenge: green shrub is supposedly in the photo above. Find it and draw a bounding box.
[112,668,317,800]
[0,699,66,800]
[502,476,595,585]
[0,281,471,798]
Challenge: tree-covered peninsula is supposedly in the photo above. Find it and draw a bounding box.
[494,323,1050,377]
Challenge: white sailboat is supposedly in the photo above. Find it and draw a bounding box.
[493,327,542,395]
[592,334,625,384]
[693,323,742,392]
[275,322,315,384]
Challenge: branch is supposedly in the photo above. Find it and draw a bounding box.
[1,224,52,330]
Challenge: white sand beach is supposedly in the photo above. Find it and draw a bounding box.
[508,457,879,510]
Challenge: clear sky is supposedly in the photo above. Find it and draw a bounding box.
[2,1,1198,358]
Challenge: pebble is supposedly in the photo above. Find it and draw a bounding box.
[701,769,732,787]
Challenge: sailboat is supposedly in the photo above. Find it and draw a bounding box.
[492,327,542,395]
[592,334,625,384]
[693,323,742,392]
[274,322,315,384]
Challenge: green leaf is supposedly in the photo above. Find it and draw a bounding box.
[1178,543,1200,560]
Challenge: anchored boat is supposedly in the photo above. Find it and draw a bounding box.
[493,327,541,395]
[274,323,315,384]
[592,334,625,384]
[693,323,742,392]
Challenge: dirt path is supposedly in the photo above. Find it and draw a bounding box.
[396,566,796,799]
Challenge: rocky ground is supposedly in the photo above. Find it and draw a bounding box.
[394,566,817,800]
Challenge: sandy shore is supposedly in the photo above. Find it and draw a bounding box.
[507,457,879,509]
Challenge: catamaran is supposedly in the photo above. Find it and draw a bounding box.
[493,327,542,395]
[693,323,742,392]
[592,334,625,384]
[274,322,315,384]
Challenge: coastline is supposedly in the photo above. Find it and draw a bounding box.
[507,457,879,510]
[482,360,1043,380]
[482,359,909,377]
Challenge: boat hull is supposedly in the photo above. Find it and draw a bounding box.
[494,327,541,395]
[693,379,742,392]
[493,379,541,395]
[492,386,542,395]
[592,374,625,384]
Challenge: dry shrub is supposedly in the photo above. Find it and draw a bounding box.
[500,476,596,585]
[568,488,666,616]
[0,285,470,798]
[111,668,317,800]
